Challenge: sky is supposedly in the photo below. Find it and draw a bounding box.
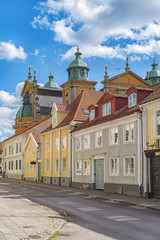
[1,0,160,141]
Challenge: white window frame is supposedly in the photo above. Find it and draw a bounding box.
[19,142,22,153]
[55,138,59,151]
[128,93,136,108]
[75,136,82,152]
[124,156,135,176]
[28,145,31,156]
[83,160,90,175]
[109,127,118,146]
[90,109,95,120]
[16,143,18,154]
[102,102,111,116]
[76,160,82,175]
[109,157,119,176]
[124,122,134,143]
[46,140,50,153]
[62,158,67,173]
[155,110,160,137]
[32,144,35,156]
[83,134,90,150]
[46,159,49,173]
[55,159,59,173]
[52,114,56,125]
[95,131,103,148]
[62,136,67,150]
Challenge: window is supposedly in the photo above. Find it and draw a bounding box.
[76,160,82,175]
[95,131,102,148]
[83,160,90,175]
[124,157,135,175]
[30,163,32,172]
[0,158,2,164]
[109,158,119,176]
[28,145,31,156]
[16,143,18,154]
[56,138,59,151]
[129,93,136,108]
[16,160,18,170]
[11,145,14,155]
[62,158,67,173]
[32,145,35,156]
[83,134,90,150]
[55,159,59,173]
[9,145,11,155]
[52,114,56,124]
[19,142,21,153]
[19,160,21,170]
[90,110,95,120]
[102,102,111,116]
[46,140,50,153]
[46,159,49,173]
[124,122,134,143]
[76,136,82,151]
[155,110,160,137]
[83,109,89,115]
[62,136,67,150]
[110,127,118,145]
[11,161,13,170]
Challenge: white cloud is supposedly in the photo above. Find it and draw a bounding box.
[0,90,21,107]
[0,41,27,60]
[32,0,160,60]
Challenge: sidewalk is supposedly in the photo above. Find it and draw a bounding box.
[0,194,66,240]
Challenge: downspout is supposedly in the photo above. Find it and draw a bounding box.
[50,132,53,184]
[139,105,147,195]
[137,111,143,192]
[58,130,61,185]
[69,127,72,186]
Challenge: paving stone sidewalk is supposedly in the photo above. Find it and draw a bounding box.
[0,196,66,240]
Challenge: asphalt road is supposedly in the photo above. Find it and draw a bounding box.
[0,178,160,240]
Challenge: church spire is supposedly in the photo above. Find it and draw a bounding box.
[125,56,130,72]
[33,69,37,85]
[28,65,32,81]
[104,65,109,81]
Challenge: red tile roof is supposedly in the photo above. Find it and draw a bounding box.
[0,142,2,151]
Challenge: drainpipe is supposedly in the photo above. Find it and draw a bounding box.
[137,111,143,192]
[58,130,61,185]
[50,132,53,184]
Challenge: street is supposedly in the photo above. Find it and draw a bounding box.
[0,178,160,240]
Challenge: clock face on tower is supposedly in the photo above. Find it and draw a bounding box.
[80,69,84,77]
[73,69,77,77]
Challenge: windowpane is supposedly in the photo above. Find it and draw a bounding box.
[110,158,119,175]
[84,134,90,150]
[83,160,90,175]
[76,160,82,175]
[62,158,67,173]
[124,122,134,142]
[125,157,134,175]
[76,137,81,151]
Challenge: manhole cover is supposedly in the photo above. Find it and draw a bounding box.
[28,235,41,239]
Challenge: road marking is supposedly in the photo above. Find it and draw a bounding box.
[78,207,101,212]
[0,194,21,198]
[130,206,146,210]
[59,201,77,205]
[105,215,140,221]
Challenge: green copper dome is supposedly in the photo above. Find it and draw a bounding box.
[44,71,59,89]
[67,46,90,81]
[16,91,33,119]
[146,58,160,84]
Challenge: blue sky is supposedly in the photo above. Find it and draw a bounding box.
[1,0,160,141]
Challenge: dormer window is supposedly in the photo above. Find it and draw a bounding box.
[129,93,136,108]
[102,102,111,116]
[90,110,95,120]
